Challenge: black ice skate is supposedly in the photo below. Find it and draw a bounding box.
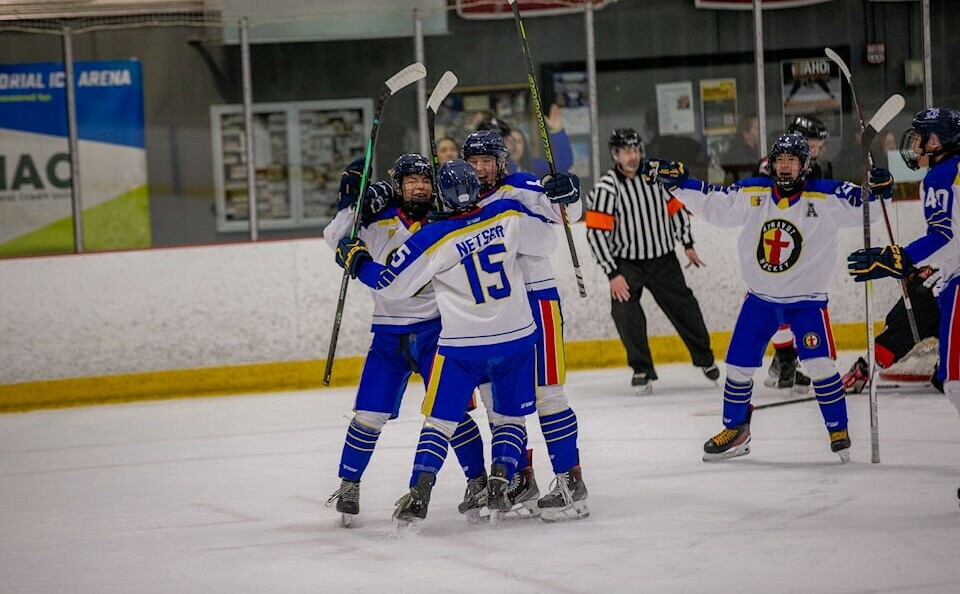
[538,465,589,523]
[503,465,540,518]
[632,372,653,395]
[457,471,488,524]
[703,423,751,462]
[702,363,721,383]
[829,429,851,463]
[325,478,360,527]
[486,464,513,523]
[841,357,869,394]
[393,472,435,529]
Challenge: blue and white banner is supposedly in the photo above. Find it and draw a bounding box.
[0,59,149,256]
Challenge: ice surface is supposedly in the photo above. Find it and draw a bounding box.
[2,357,959,594]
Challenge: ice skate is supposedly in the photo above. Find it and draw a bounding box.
[703,423,751,462]
[879,337,939,384]
[829,429,851,463]
[792,369,812,394]
[841,357,869,394]
[764,356,783,388]
[457,471,488,524]
[393,472,435,530]
[503,465,540,518]
[538,466,589,523]
[325,478,360,527]
[486,464,512,524]
[702,363,721,384]
[632,372,653,396]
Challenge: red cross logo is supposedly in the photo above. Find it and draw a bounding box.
[764,229,791,265]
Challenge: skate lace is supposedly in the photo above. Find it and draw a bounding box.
[546,472,573,507]
[392,493,413,520]
[325,481,359,507]
[711,427,739,446]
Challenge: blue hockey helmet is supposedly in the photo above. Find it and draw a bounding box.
[391,153,434,218]
[437,159,481,211]
[461,129,508,189]
[768,133,812,192]
[899,107,960,170]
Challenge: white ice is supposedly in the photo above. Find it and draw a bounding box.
[2,357,959,594]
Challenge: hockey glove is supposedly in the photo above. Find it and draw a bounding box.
[337,157,368,211]
[335,236,372,279]
[868,166,895,201]
[642,159,689,188]
[541,171,581,205]
[360,181,395,223]
[847,245,914,282]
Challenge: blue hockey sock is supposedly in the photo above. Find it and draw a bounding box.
[338,419,382,482]
[450,414,485,480]
[814,373,847,431]
[491,423,526,481]
[410,426,449,487]
[539,408,579,474]
[722,377,753,428]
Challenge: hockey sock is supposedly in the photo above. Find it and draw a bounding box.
[450,414,485,480]
[338,420,381,482]
[722,377,753,427]
[491,423,526,481]
[539,408,580,474]
[410,426,450,487]
[813,373,848,430]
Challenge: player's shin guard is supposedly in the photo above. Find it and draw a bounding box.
[722,377,753,428]
[490,422,526,481]
[338,420,381,482]
[539,408,580,474]
[450,414,485,480]
[410,425,450,487]
[813,373,847,431]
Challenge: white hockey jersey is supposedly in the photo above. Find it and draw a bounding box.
[675,176,881,304]
[323,205,439,333]
[479,172,582,296]
[355,199,559,358]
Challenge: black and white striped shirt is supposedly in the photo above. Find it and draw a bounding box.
[585,168,694,277]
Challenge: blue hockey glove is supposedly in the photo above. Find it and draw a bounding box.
[847,245,914,282]
[642,159,689,188]
[541,171,581,205]
[868,166,894,200]
[337,157,368,211]
[335,236,372,278]
[360,181,395,223]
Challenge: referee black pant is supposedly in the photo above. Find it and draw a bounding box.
[611,253,714,379]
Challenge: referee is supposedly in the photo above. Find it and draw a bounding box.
[586,128,718,393]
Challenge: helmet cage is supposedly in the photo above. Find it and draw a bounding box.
[769,133,812,192]
[391,153,434,218]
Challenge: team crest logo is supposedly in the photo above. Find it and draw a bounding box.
[756,219,803,273]
[805,203,818,218]
[803,332,821,349]
[750,195,765,207]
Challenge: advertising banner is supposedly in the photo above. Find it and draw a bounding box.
[0,59,149,256]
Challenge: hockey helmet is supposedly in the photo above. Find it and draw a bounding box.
[768,133,812,193]
[462,129,508,189]
[787,114,829,141]
[608,127,644,154]
[391,153,434,218]
[437,159,481,212]
[899,107,960,170]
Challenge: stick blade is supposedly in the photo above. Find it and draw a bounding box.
[866,94,906,134]
[824,47,851,81]
[427,71,458,113]
[385,62,427,95]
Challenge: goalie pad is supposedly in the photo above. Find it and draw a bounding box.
[878,337,939,383]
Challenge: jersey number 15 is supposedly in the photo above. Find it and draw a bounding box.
[461,243,511,305]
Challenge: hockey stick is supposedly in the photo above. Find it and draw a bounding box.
[323,62,427,386]
[826,49,920,346]
[426,70,458,212]
[507,0,587,299]
[855,93,907,463]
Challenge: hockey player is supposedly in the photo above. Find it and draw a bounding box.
[847,107,960,502]
[462,129,589,522]
[322,154,485,526]
[335,159,560,526]
[646,133,893,463]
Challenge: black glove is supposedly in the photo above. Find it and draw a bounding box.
[642,159,689,188]
[847,245,914,282]
[337,157,368,211]
[335,236,372,278]
[541,171,580,205]
[360,181,394,223]
[868,166,894,201]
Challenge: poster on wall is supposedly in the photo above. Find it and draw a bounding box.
[780,57,843,137]
[552,71,590,136]
[0,60,149,257]
[699,78,738,135]
[655,82,696,135]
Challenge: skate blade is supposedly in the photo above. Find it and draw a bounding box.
[395,517,424,533]
[340,512,356,528]
[792,383,811,395]
[835,448,851,464]
[540,501,589,523]
[634,384,653,396]
[702,444,751,462]
[762,376,779,389]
